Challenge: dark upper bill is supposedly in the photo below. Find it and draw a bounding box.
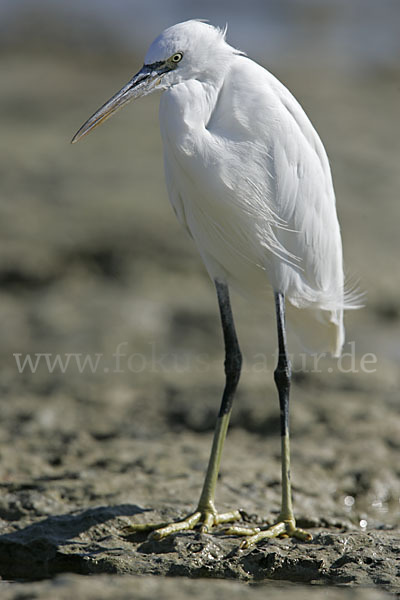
[71,64,166,144]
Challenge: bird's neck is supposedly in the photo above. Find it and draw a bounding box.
[160,67,231,158]
[174,79,223,130]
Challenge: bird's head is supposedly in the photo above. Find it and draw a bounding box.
[72,20,236,144]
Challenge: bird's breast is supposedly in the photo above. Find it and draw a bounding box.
[160,80,226,158]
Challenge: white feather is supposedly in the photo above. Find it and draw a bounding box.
[154,21,360,355]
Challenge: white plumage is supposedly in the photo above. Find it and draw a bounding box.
[72,18,362,546]
[152,21,353,356]
[72,20,359,357]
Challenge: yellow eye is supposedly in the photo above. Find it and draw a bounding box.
[171,52,183,63]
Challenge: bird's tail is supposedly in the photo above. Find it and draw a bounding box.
[286,270,364,357]
[287,304,344,357]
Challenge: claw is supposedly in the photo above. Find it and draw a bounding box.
[224,525,261,536]
[125,507,242,540]
[148,511,202,540]
[124,510,312,547]
[240,519,312,548]
[200,511,214,533]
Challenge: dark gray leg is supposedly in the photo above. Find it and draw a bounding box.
[216,280,242,415]
[196,280,242,525]
[141,280,243,538]
[274,291,294,519]
[239,291,312,547]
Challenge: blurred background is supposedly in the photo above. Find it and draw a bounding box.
[0,0,399,530]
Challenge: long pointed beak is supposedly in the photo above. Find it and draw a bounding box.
[71,64,164,144]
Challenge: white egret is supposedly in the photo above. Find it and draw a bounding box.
[72,20,360,546]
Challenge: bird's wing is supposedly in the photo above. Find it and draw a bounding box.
[213,57,346,310]
[162,146,191,236]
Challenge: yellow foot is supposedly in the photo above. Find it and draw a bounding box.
[124,507,242,540]
[225,517,312,548]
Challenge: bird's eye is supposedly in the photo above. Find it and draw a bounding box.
[171,52,183,63]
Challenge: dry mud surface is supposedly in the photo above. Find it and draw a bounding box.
[0,46,399,598]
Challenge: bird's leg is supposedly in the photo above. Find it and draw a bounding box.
[125,280,243,539]
[227,292,312,547]
[190,279,243,529]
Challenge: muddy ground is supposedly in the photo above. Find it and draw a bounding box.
[0,37,399,599]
